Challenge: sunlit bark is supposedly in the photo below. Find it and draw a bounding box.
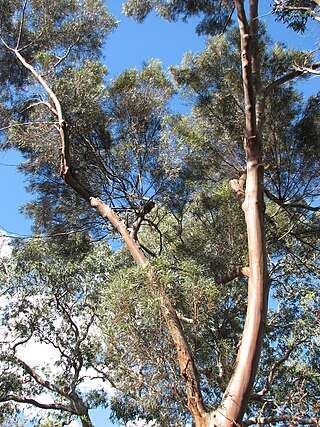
[213,2,270,425]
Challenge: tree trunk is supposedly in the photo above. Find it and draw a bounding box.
[211,2,270,425]
[212,162,269,427]
[148,273,208,427]
[79,412,94,427]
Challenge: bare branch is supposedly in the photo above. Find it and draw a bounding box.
[294,63,320,74]
[19,100,58,116]
[89,197,148,266]
[12,356,69,399]
[0,394,72,413]
[176,311,194,324]
[254,337,309,398]
[15,0,28,50]
[264,187,320,212]
[53,37,81,68]
[10,48,61,118]
[129,200,155,241]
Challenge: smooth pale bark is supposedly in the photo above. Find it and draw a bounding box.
[212,2,270,426]
[213,163,269,427]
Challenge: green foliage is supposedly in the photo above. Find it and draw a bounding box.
[123,0,235,35]
[5,58,178,238]
[106,60,176,206]
[273,0,319,32]
[0,238,113,425]
[0,0,117,58]
[1,2,319,426]
[257,267,320,421]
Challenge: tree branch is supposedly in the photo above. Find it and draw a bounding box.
[148,273,208,427]
[217,266,250,285]
[15,0,28,50]
[254,337,309,398]
[234,0,257,158]
[12,356,69,399]
[264,187,320,212]
[263,62,320,96]
[273,1,320,22]
[53,36,80,68]
[0,394,72,413]
[243,414,319,426]
[129,200,155,241]
[294,63,320,74]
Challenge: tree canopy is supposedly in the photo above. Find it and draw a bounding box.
[0,1,319,427]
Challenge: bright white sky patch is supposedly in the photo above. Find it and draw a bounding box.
[0,230,12,258]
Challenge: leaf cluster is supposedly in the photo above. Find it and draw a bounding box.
[123,0,235,35]
[273,0,320,32]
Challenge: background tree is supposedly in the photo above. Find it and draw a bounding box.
[0,238,113,427]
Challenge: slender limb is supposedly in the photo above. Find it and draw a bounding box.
[12,356,69,399]
[264,188,320,212]
[254,337,309,398]
[53,37,80,68]
[15,0,29,50]
[0,394,72,413]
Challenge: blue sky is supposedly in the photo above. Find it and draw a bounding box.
[0,2,319,426]
[0,2,319,238]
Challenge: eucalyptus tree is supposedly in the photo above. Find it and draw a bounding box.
[0,1,195,425]
[0,1,319,427]
[122,1,320,426]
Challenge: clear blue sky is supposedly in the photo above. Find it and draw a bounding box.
[0,2,319,426]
